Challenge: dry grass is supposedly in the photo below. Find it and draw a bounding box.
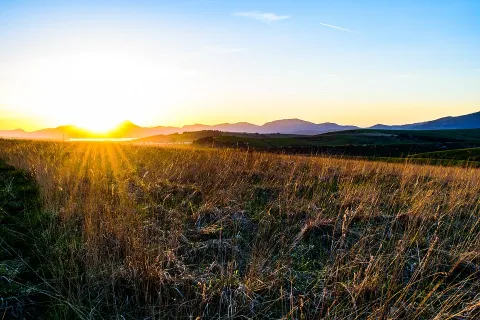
[1,139,480,319]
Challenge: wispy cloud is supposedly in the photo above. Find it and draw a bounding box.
[233,12,290,23]
[319,22,362,35]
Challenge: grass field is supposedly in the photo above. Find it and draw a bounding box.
[1,139,480,319]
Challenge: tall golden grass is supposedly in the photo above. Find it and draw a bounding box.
[1,139,480,319]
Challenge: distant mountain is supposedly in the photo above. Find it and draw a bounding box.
[177,119,358,134]
[261,119,318,133]
[181,122,261,133]
[293,122,359,135]
[1,111,478,140]
[0,129,27,138]
[33,125,97,139]
[370,111,480,130]
[0,119,359,140]
[0,126,94,140]
[108,121,159,138]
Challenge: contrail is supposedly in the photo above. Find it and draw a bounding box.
[319,22,362,35]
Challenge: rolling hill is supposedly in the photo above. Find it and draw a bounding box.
[136,130,304,144]
[192,128,480,158]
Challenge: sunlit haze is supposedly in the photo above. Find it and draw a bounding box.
[0,0,479,131]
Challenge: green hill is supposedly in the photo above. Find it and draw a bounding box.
[136,130,304,144]
[192,129,480,158]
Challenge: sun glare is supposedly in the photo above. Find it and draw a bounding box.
[74,116,122,134]
[5,40,195,131]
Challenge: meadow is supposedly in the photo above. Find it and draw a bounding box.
[1,139,480,319]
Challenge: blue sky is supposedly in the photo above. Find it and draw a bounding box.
[0,0,479,130]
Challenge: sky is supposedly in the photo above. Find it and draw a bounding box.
[0,0,479,131]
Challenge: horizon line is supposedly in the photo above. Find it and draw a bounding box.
[0,110,478,132]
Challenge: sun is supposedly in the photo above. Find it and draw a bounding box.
[74,116,123,133]
[5,39,190,132]
[65,97,131,133]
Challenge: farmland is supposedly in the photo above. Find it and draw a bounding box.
[1,139,480,319]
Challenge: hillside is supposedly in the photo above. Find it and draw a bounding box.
[193,128,480,157]
[410,147,480,161]
[136,130,304,144]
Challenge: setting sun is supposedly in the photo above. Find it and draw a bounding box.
[3,37,194,130]
[74,116,123,134]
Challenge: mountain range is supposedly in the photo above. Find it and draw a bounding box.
[371,111,480,130]
[0,111,478,140]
